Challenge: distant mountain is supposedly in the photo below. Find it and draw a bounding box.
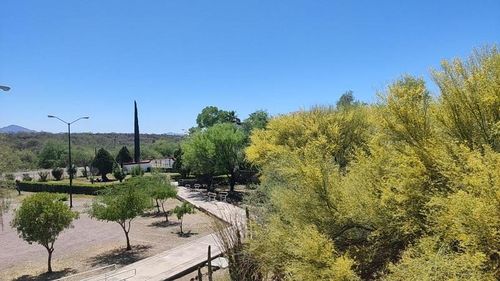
[0,125,36,133]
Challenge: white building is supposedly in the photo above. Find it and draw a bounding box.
[122,157,175,173]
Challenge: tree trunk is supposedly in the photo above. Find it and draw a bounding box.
[47,248,53,273]
[179,218,183,235]
[161,203,169,222]
[197,266,203,281]
[155,199,161,214]
[102,173,109,182]
[125,230,131,251]
[121,223,132,251]
[229,172,236,192]
[207,245,213,281]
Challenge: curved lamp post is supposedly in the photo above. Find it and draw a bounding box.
[48,115,89,208]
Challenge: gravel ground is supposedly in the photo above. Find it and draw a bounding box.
[0,193,214,281]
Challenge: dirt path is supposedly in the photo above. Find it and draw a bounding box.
[0,194,213,281]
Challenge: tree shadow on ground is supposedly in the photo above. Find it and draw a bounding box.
[174,230,199,238]
[149,220,180,228]
[141,211,163,218]
[13,268,77,281]
[87,244,152,268]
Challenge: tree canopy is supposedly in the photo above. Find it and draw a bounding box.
[92,148,114,181]
[173,202,195,235]
[89,183,150,250]
[38,141,67,169]
[182,123,247,190]
[11,193,78,273]
[242,110,270,135]
[132,174,177,221]
[115,146,133,166]
[196,106,241,128]
[244,46,500,280]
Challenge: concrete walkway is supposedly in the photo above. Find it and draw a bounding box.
[83,185,244,281]
[176,186,247,225]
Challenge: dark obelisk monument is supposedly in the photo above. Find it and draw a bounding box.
[134,101,141,163]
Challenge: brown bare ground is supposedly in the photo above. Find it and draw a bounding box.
[0,193,213,281]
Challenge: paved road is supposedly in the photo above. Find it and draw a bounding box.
[83,184,245,281]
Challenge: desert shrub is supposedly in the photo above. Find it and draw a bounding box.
[130,165,144,177]
[51,168,64,181]
[38,171,49,182]
[22,173,32,182]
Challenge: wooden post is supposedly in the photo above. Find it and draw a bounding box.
[208,245,213,281]
[197,266,203,281]
[245,206,250,238]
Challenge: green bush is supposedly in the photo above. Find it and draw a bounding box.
[112,162,126,182]
[51,168,64,181]
[16,181,113,195]
[55,194,69,202]
[4,173,15,181]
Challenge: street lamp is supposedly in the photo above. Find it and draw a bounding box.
[48,115,89,208]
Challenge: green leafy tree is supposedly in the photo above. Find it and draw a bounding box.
[92,148,114,181]
[242,110,270,135]
[38,141,66,169]
[151,140,178,157]
[137,175,177,221]
[0,182,14,231]
[72,148,94,170]
[89,184,150,250]
[112,162,126,182]
[336,90,365,109]
[11,193,78,273]
[336,90,356,108]
[173,202,195,235]
[196,106,240,128]
[140,146,162,160]
[182,123,247,191]
[173,148,189,177]
[134,100,141,163]
[0,144,23,173]
[116,146,133,167]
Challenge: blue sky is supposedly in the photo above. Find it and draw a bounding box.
[1,0,498,133]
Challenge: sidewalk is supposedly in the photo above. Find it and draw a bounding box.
[176,185,247,225]
[83,184,244,281]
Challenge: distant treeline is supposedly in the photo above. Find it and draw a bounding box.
[0,132,183,173]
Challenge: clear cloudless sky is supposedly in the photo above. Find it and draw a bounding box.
[1,0,499,133]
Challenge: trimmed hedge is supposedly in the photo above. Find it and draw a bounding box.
[16,181,114,195]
